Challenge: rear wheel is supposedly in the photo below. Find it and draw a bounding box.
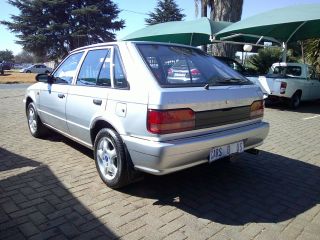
[27,102,48,138]
[289,92,301,109]
[94,128,135,189]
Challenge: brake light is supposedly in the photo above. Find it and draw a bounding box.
[147,109,195,134]
[190,69,200,76]
[250,100,264,119]
[280,82,287,94]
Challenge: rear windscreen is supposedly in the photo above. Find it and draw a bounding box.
[137,44,251,87]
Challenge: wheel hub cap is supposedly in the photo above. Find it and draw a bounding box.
[97,137,118,181]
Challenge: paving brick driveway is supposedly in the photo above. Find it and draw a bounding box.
[1,85,320,240]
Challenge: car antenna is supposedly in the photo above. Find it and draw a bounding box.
[204,84,209,90]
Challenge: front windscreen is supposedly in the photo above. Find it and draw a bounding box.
[137,44,252,87]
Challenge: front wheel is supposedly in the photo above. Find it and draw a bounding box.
[94,128,135,189]
[27,102,48,138]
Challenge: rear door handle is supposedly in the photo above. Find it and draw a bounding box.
[58,93,65,98]
[93,99,102,105]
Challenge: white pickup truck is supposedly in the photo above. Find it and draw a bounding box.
[247,63,320,108]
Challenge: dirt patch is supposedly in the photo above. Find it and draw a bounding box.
[0,70,37,84]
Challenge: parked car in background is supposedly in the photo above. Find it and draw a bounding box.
[167,59,202,83]
[0,61,4,75]
[24,41,269,188]
[247,62,320,108]
[0,61,14,70]
[215,56,257,77]
[20,64,52,74]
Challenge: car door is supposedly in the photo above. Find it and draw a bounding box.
[66,48,113,145]
[37,52,84,133]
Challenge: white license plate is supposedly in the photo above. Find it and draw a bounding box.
[209,141,244,162]
[174,73,185,77]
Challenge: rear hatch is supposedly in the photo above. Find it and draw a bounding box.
[136,43,263,140]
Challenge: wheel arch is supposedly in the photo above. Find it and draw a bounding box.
[293,89,302,98]
[90,118,118,145]
[25,96,35,114]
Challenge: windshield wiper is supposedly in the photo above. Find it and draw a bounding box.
[216,77,249,84]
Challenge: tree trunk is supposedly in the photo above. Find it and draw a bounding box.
[210,0,243,57]
[201,0,208,52]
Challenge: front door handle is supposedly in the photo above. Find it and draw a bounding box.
[93,99,102,105]
[58,93,65,98]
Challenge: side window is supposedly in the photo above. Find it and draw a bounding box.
[77,49,110,86]
[53,52,84,84]
[97,51,112,87]
[309,67,318,80]
[113,48,128,88]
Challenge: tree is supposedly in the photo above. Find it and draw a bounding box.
[0,49,14,62]
[304,39,320,73]
[1,0,125,60]
[196,0,243,57]
[14,51,36,64]
[246,47,298,74]
[145,0,185,25]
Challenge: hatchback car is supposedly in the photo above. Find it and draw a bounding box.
[24,41,269,188]
[20,64,52,74]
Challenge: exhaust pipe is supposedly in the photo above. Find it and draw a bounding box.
[245,148,260,155]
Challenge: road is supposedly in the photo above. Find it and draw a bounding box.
[1,85,320,240]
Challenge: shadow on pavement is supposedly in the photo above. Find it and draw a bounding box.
[266,99,320,114]
[122,151,320,226]
[0,147,116,239]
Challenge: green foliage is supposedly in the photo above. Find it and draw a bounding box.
[0,49,14,62]
[1,0,125,60]
[304,39,320,73]
[247,48,283,74]
[145,0,185,25]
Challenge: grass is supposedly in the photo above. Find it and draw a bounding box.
[0,70,37,84]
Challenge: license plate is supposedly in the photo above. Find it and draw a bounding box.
[174,73,185,77]
[209,141,244,162]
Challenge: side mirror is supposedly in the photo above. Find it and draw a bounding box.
[36,73,54,84]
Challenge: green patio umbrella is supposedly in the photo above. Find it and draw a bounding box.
[214,4,320,43]
[122,17,231,46]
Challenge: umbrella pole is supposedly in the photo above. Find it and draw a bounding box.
[190,32,194,46]
[282,42,287,62]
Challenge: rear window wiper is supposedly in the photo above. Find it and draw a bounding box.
[216,77,249,84]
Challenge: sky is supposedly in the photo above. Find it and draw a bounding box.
[1,0,320,55]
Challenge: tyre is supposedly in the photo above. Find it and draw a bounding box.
[289,92,301,109]
[94,128,135,189]
[27,102,48,138]
[26,70,31,73]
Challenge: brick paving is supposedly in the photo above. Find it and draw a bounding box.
[0,86,320,240]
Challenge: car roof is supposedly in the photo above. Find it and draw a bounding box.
[70,41,201,54]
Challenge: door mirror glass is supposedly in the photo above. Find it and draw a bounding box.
[35,73,54,84]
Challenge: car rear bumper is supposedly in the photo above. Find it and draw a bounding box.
[122,122,269,175]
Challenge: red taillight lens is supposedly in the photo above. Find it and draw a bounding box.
[250,100,264,119]
[147,109,195,134]
[280,82,287,94]
[190,69,200,76]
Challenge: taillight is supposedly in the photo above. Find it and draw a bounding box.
[190,69,200,76]
[250,100,264,119]
[280,82,287,94]
[147,109,195,134]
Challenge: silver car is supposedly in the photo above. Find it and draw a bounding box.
[20,64,52,74]
[24,42,269,188]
